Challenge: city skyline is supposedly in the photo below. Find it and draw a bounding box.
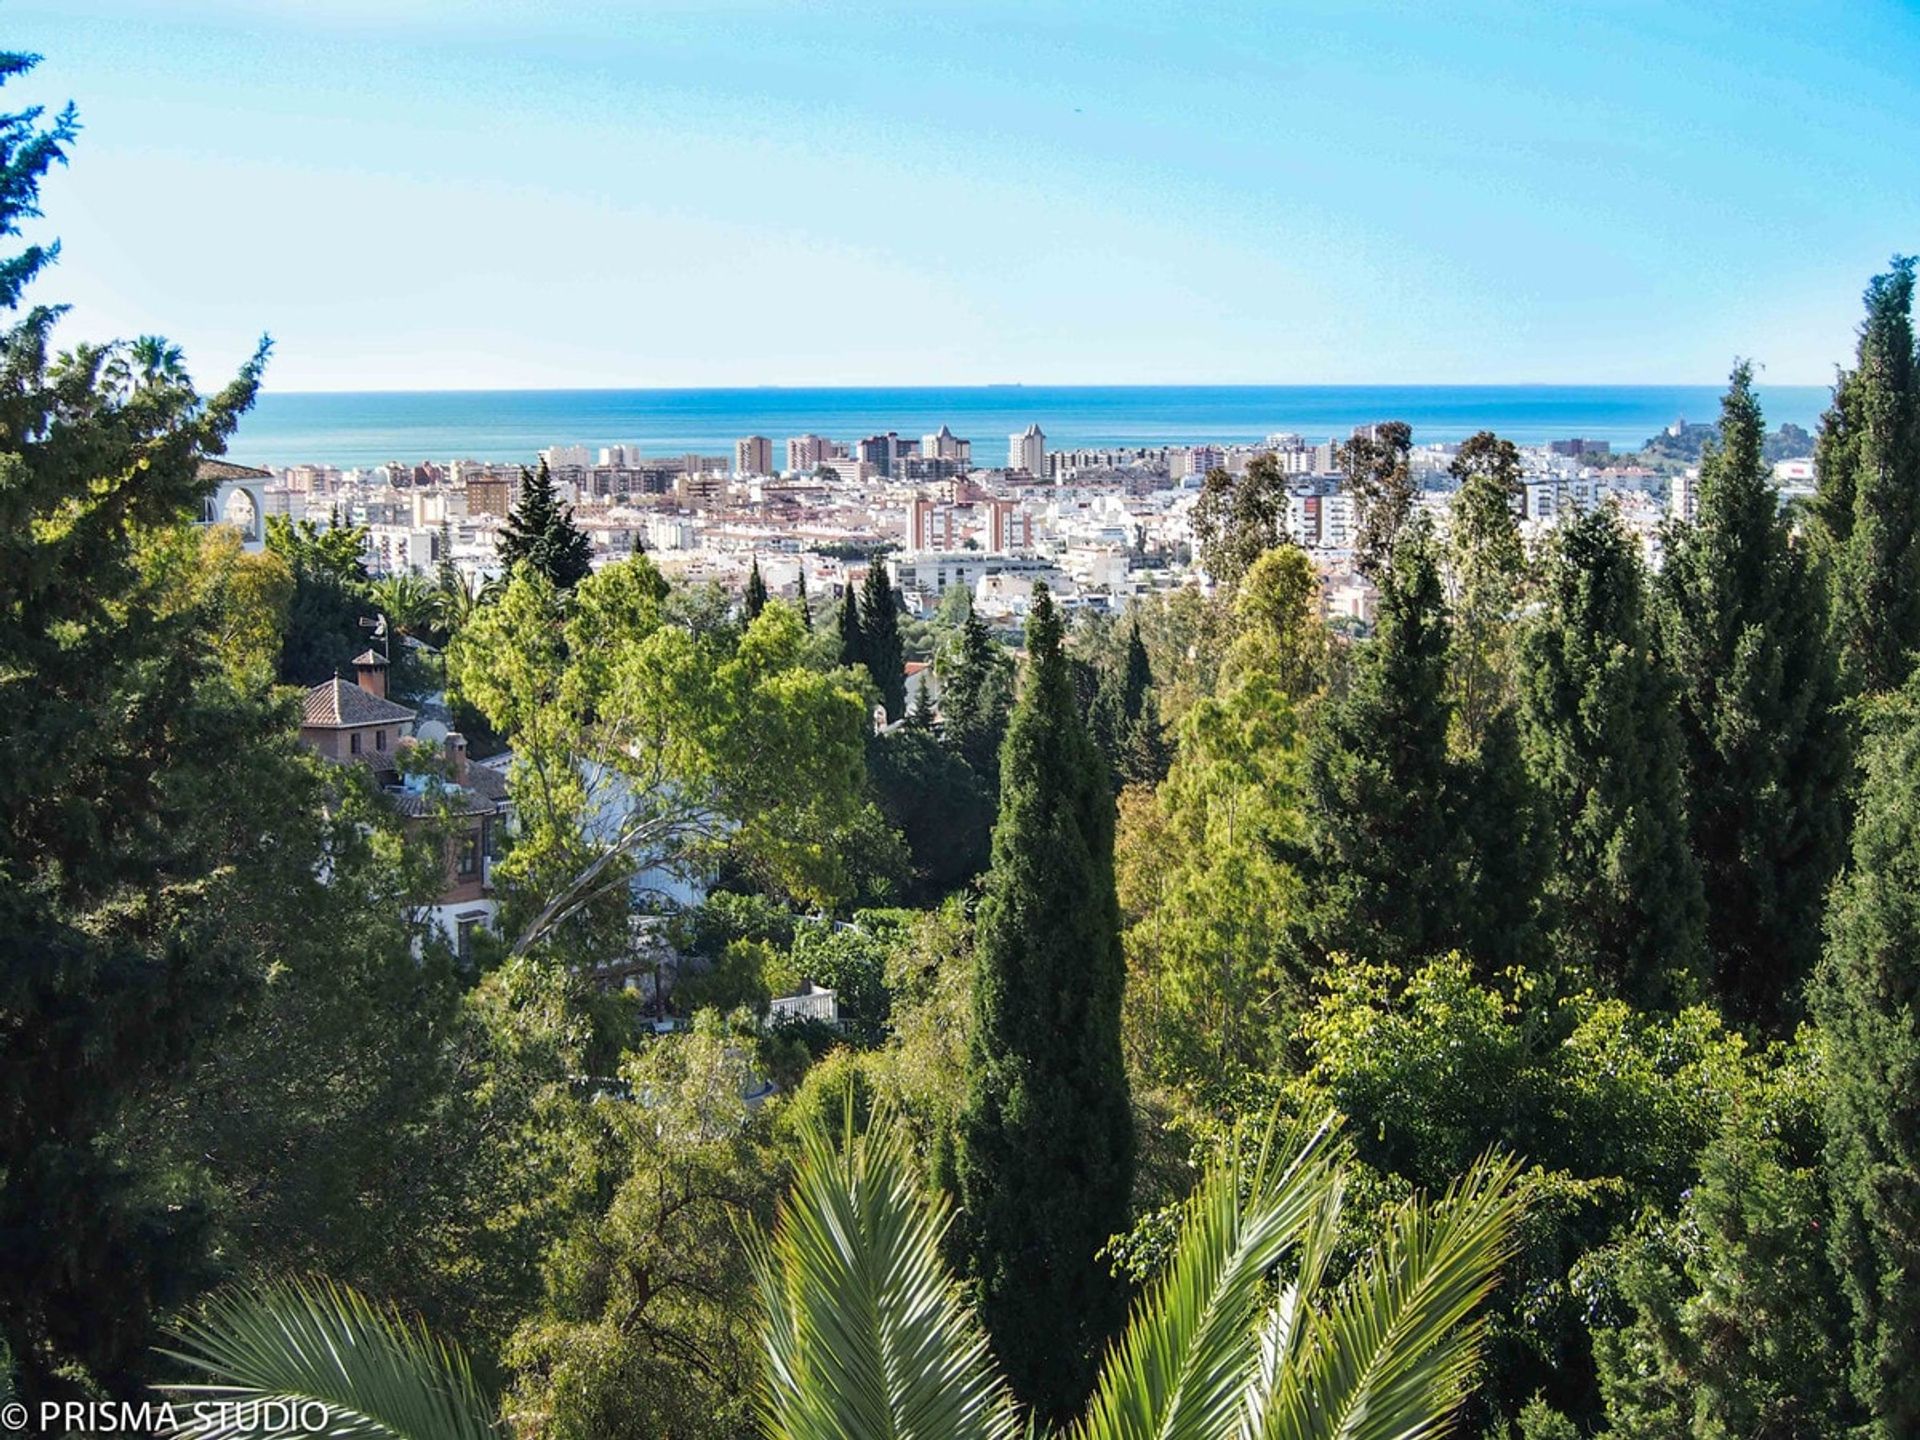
[14,1,1920,392]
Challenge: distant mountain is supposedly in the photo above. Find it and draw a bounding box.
[1630,418,1815,467]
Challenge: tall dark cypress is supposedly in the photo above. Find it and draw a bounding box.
[1812,257,1920,696]
[1303,520,1463,970]
[1815,672,1920,1437]
[794,566,812,630]
[836,579,864,672]
[950,585,1132,1423]
[860,561,906,722]
[1658,362,1848,1030]
[1519,505,1706,1009]
[742,556,768,621]
[497,458,592,589]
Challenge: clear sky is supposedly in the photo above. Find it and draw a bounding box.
[12,1,1920,390]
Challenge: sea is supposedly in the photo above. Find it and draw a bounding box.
[226,384,1834,471]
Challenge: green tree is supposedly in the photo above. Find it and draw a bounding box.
[265,512,372,685]
[937,600,1014,786]
[743,556,768,621]
[1302,520,1463,970]
[498,458,592,590]
[1117,633,1309,1093]
[866,728,993,902]
[1190,455,1287,587]
[1658,362,1848,1031]
[836,579,864,672]
[1589,1038,1859,1440]
[1519,505,1707,1010]
[1445,430,1528,749]
[949,585,1133,1421]
[794,565,812,629]
[1218,544,1328,703]
[1810,257,1920,695]
[1088,618,1171,791]
[503,1013,785,1440]
[859,560,906,721]
[1339,420,1416,577]
[1814,672,1920,1436]
[447,567,875,954]
[0,51,292,1400]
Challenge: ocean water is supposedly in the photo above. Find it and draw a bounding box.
[227,384,1833,470]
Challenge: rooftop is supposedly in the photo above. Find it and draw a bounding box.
[301,678,419,728]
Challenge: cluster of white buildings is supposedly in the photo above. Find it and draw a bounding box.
[211,416,1816,634]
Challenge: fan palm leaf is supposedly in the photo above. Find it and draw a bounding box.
[1249,1152,1527,1440]
[1072,1114,1346,1440]
[158,1276,500,1440]
[754,1104,1022,1440]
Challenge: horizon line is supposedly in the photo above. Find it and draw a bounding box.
[249,378,1839,398]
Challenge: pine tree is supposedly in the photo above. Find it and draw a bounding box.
[742,556,768,621]
[949,585,1132,1422]
[908,676,936,730]
[1811,257,1920,696]
[0,55,293,1399]
[860,561,906,721]
[1815,673,1920,1437]
[1303,519,1464,970]
[940,602,1013,786]
[498,458,592,589]
[836,580,864,671]
[1519,505,1706,1009]
[1658,362,1848,1030]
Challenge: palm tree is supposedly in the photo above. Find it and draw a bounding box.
[369,573,439,642]
[159,1277,500,1440]
[158,1111,1523,1440]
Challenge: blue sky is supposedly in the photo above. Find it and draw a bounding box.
[12,1,1919,390]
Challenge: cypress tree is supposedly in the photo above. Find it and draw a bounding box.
[1658,362,1848,1030]
[794,566,812,630]
[1816,673,1920,1437]
[940,602,1013,786]
[742,556,768,621]
[1811,257,1920,696]
[860,561,906,721]
[1303,519,1463,970]
[498,458,592,589]
[907,675,936,729]
[950,584,1132,1422]
[1519,505,1706,1009]
[836,580,864,671]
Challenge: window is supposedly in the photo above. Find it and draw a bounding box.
[458,833,479,877]
[456,918,477,963]
[349,731,361,755]
[375,729,386,752]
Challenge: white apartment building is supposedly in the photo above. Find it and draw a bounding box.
[922,424,972,463]
[1009,423,1047,478]
[540,443,594,470]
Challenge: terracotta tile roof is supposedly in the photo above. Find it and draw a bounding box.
[197,458,273,482]
[351,648,389,667]
[300,678,418,728]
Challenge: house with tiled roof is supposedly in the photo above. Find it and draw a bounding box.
[297,650,510,961]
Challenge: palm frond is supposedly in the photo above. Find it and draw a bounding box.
[1075,1114,1346,1440]
[157,1276,500,1440]
[1254,1151,1527,1440]
[754,1104,1021,1440]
